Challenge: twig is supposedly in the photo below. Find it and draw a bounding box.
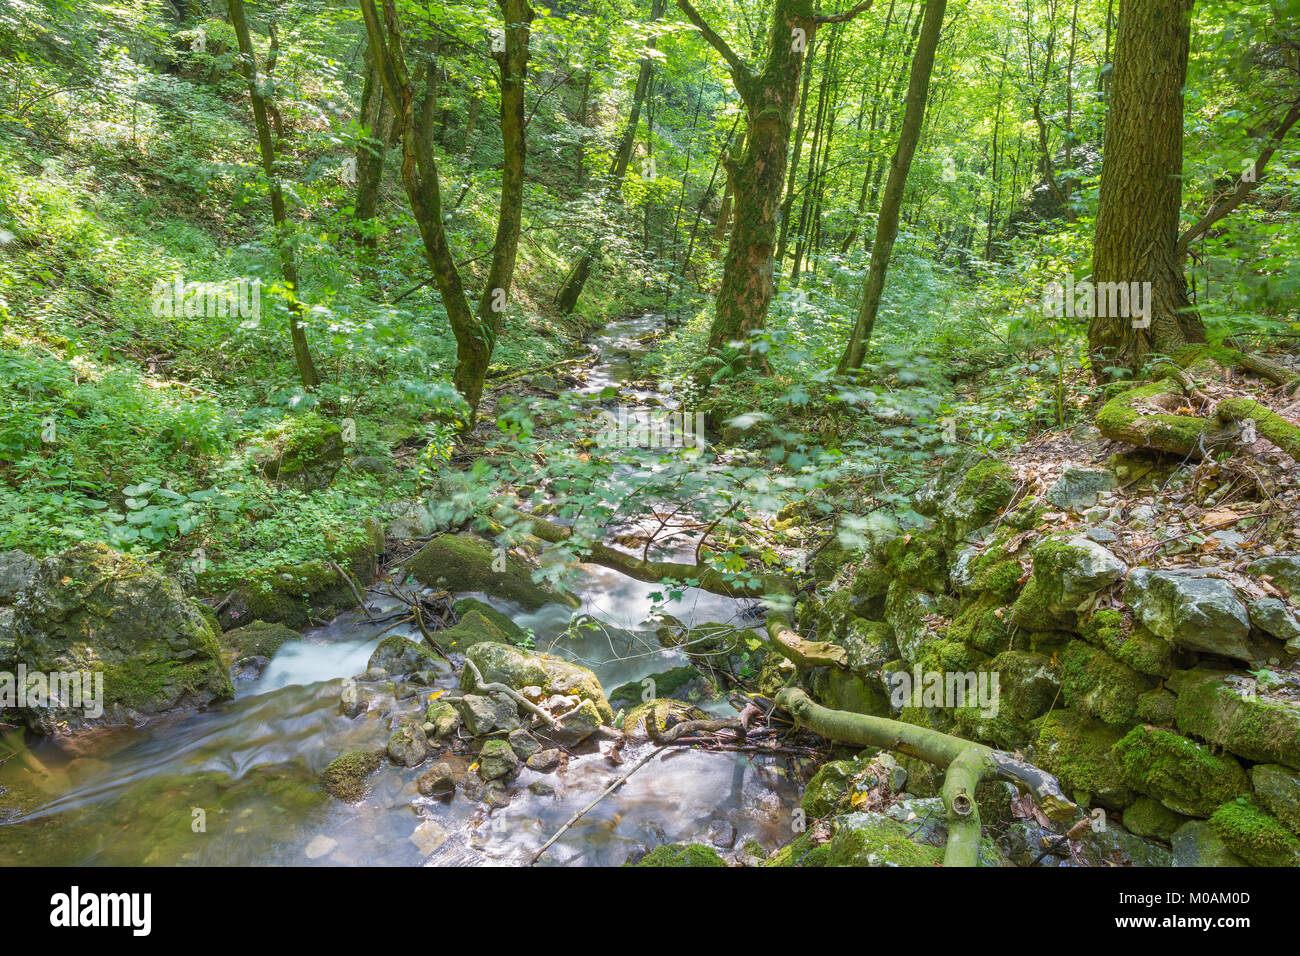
[463,657,558,728]
[528,744,667,865]
[328,560,376,622]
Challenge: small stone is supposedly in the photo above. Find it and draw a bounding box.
[708,820,737,849]
[304,835,337,860]
[1249,599,1300,645]
[416,762,456,797]
[526,749,562,773]
[409,820,447,856]
[507,728,541,760]
[1046,467,1116,511]
[387,722,428,768]
[478,739,521,781]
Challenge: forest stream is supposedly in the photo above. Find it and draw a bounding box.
[0,315,798,867]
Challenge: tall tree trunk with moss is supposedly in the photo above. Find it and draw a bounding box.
[1087,0,1203,379]
[679,0,874,375]
[554,0,665,317]
[353,45,393,246]
[837,0,944,374]
[361,0,530,414]
[227,0,321,388]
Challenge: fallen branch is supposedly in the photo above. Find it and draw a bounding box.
[766,617,848,669]
[463,657,559,729]
[776,687,1076,867]
[329,560,376,622]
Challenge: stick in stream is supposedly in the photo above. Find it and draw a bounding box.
[329,560,376,622]
[528,744,667,865]
[463,657,558,729]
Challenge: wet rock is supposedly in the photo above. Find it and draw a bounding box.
[547,697,605,746]
[708,820,737,849]
[478,739,521,781]
[320,750,383,802]
[13,543,232,731]
[1112,724,1248,817]
[1170,821,1248,866]
[1009,536,1125,630]
[221,620,299,661]
[367,636,447,679]
[621,699,710,742]
[1250,764,1300,836]
[424,699,461,737]
[463,641,613,723]
[230,655,270,682]
[304,834,337,860]
[526,749,562,773]
[1168,668,1300,769]
[608,665,715,711]
[1125,569,1270,663]
[340,677,396,718]
[507,728,541,760]
[455,692,520,737]
[0,550,36,603]
[387,722,429,768]
[406,534,558,610]
[409,820,448,856]
[1046,467,1115,511]
[1249,598,1300,647]
[416,762,456,797]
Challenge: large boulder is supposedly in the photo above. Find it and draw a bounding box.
[914,452,1016,552]
[1209,799,1300,867]
[1170,821,1249,867]
[1124,569,1273,663]
[11,543,233,732]
[1251,764,1300,836]
[1168,668,1300,770]
[1032,709,1135,809]
[254,412,344,491]
[1060,640,1152,726]
[406,535,559,610]
[462,641,613,723]
[1112,725,1248,818]
[1045,467,1115,511]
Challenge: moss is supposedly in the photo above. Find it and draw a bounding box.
[822,812,946,867]
[439,609,514,652]
[1210,799,1300,867]
[407,535,558,610]
[1122,796,1188,842]
[452,598,525,642]
[947,594,1013,654]
[100,656,232,712]
[1033,710,1135,808]
[957,459,1015,517]
[764,832,831,867]
[878,533,947,593]
[973,559,1024,604]
[220,619,299,661]
[801,756,875,817]
[1136,688,1177,726]
[632,843,727,867]
[1171,669,1300,769]
[320,750,383,802]
[1112,726,1248,818]
[1079,608,1173,678]
[1061,640,1151,726]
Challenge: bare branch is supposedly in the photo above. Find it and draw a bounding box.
[815,0,875,24]
[676,0,754,85]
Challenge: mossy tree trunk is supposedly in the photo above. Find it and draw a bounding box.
[836,0,945,374]
[227,0,321,389]
[1087,0,1204,380]
[360,0,530,414]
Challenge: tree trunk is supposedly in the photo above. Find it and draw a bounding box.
[361,0,531,414]
[227,0,321,389]
[1087,0,1203,379]
[353,45,393,246]
[837,0,945,374]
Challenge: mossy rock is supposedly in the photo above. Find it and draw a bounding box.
[1008,536,1125,631]
[1168,668,1300,770]
[463,641,613,722]
[811,666,891,717]
[947,593,1014,655]
[1060,640,1152,726]
[622,698,711,740]
[1210,798,1300,867]
[608,665,715,712]
[631,843,727,867]
[217,535,379,631]
[451,598,525,642]
[220,619,300,663]
[254,411,344,491]
[406,535,561,610]
[1122,796,1188,841]
[1135,688,1177,726]
[769,812,946,867]
[1250,764,1300,836]
[841,617,897,678]
[1112,725,1248,818]
[989,649,1060,722]
[1032,709,1135,809]
[877,532,948,593]
[884,582,942,664]
[800,755,878,818]
[367,635,447,678]
[914,451,1016,552]
[1170,820,1248,867]
[849,559,889,618]
[1078,608,1173,678]
[13,543,233,731]
[439,608,516,652]
[320,749,384,802]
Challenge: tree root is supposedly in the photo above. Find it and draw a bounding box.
[775,688,1077,867]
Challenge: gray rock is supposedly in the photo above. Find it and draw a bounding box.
[1125,569,1264,662]
[1046,467,1115,511]
[387,722,428,768]
[0,606,14,668]
[455,692,520,737]
[1250,764,1300,836]
[478,739,521,781]
[546,697,604,746]
[416,762,456,797]
[1249,598,1300,647]
[1170,821,1249,867]
[1085,527,1118,544]
[1248,555,1300,595]
[0,550,36,604]
[526,749,563,773]
[507,728,541,760]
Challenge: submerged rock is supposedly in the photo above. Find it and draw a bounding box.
[321,750,384,802]
[12,543,233,732]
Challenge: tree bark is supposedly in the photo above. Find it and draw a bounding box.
[837,0,945,373]
[1087,0,1204,379]
[227,0,321,388]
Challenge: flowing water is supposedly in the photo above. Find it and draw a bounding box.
[0,315,797,866]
